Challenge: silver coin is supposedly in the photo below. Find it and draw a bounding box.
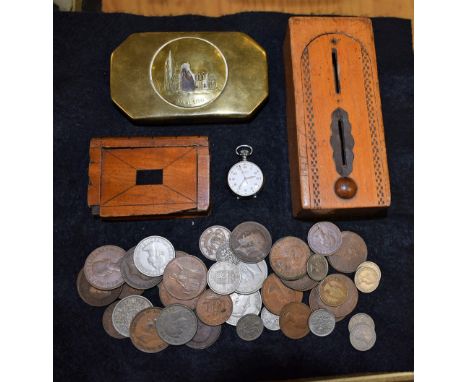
[155,304,198,346]
[207,261,241,295]
[134,236,175,277]
[236,260,268,294]
[236,314,264,341]
[308,308,336,337]
[350,323,377,351]
[199,225,231,261]
[307,254,329,281]
[230,221,272,263]
[226,291,262,326]
[111,295,152,337]
[348,313,375,333]
[307,222,342,256]
[260,307,280,331]
[215,243,240,264]
[120,247,162,289]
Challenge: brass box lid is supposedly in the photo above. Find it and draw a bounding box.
[111,32,269,122]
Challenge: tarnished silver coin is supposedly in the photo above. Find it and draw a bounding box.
[350,323,377,351]
[307,222,342,256]
[111,295,152,337]
[186,320,222,350]
[120,247,162,289]
[207,261,241,295]
[308,308,336,337]
[348,313,375,333]
[155,304,198,346]
[307,254,329,281]
[236,260,268,294]
[261,307,280,331]
[199,225,231,261]
[236,314,264,341]
[134,236,175,277]
[216,243,240,264]
[226,291,262,326]
[230,222,272,263]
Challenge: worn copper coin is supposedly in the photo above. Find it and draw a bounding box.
[236,314,264,341]
[307,254,329,281]
[119,283,144,299]
[112,295,153,337]
[328,231,368,273]
[129,307,169,353]
[195,289,233,326]
[158,282,200,310]
[84,245,126,290]
[155,304,198,346]
[163,255,207,300]
[199,225,231,261]
[120,248,162,290]
[308,285,321,312]
[261,274,303,315]
[279,302,311,339]
[355,266,380,293]
[230,221,272,264]
[307,222,342,256]
[317,274,359,318]
[270,236,310,280]
[175,250,190,258]
[77,269,122,307]
[319,274,349,307]
[186,320,222,349]
[281,273,318,291]
[102,301,125,339]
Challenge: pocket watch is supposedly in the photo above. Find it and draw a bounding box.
[227,145,264,198]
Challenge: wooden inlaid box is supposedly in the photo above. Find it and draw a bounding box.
[88,136,210,219]
[284,17,391,218]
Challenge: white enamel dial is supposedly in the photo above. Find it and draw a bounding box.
[227,160,264,197]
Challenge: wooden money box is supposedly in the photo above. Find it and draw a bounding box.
[284,17,391,218]
[87,136,210,219]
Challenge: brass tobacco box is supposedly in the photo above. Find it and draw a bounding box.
[111,32,268,122]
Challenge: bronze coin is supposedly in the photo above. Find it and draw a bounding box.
[261,274,303,315]
[195,289,233,326]
[280,273,318,291]
[175,250,190,258]
[118,283,144,299]
[317,274,358,318]
[327,231,368,273]
[162,255,207,300]
[308,285,321,313]
[186,320,222,350]
[77,269,122,307]
[319,274,349,307]
[270,236,310,281]
[129,307,169,353]
[84,245,126,290]
[279,302,311,339]
[306,254,329,281]
[230,221,272,263]
[102,301,125,339]
[158,282,200,310]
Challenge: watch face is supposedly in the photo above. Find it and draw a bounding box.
[227,161,263,197]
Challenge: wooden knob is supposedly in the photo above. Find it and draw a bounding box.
[334,177,357,199]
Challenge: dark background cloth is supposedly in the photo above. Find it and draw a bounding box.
[54,12,413,382]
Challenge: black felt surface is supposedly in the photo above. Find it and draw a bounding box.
[54,12,414,381]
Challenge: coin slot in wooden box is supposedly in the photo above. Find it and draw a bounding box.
[136,169,163,185]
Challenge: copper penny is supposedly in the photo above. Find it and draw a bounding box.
[76,269,122,307]
[118,283,144,299]
[102,301,125,339]
[195,289,233,326]
[175,250,190,258]
[319,274,349,307]
[261,274,303,315]
[84,245,126,290]
[327,231,368,273]
[162,255,207,300]
[186,320,222,349]
[316,274,359,318]
[307,222,342,256]
[230,221,272,263]
[158,282,200,310]
[129,307,169,353]
[279,302,311,339]
[308,285,321,312]
[270,236,310,280]
[280,273,318,291]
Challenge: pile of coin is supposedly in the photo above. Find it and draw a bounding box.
[77,221,381,352]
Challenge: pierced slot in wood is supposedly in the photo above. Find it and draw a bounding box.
[332,48,341,94]
[136,169,163,185]
[338,118,346,166]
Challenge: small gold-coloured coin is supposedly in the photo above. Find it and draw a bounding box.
[354,266,380,293]
[319,274,348,307]
[357,261,381,280]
